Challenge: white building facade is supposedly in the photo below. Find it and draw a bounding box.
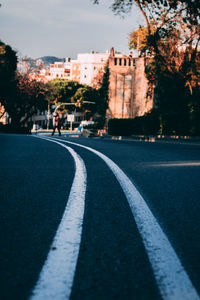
[46,58,72,81]
[76,52,109,85]
[44,52,109,86]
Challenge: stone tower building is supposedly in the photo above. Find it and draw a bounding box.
[107,48,153,119]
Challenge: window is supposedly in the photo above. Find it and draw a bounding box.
[119,58,122,66]
[124,59,127,66]
[114,58,117,65]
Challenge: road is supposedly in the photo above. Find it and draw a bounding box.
[0,133,200,300]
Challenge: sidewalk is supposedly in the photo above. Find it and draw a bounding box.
[107,134,200,144]
[96,130,200,144]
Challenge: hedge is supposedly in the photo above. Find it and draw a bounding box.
[108,113,160,136]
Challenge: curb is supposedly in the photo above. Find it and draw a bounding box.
[97,134,200,144]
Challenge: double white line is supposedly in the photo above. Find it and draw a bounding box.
[30,138,87,300]
[31,136,199,300]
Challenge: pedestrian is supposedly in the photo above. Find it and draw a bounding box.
[51,112,61,136]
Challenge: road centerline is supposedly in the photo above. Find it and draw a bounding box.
[30,137,87,300]
[51,137,199,300]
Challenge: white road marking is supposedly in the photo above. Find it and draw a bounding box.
[30,137,87,300]
[51,137,200,300]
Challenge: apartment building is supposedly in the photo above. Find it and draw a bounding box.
[46,57,72,80]
[76,52,109,85]
[45,52,109,85]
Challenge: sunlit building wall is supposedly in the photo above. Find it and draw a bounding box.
[108,48,153,119]
[77,52,109,85]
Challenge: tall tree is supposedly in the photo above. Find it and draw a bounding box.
[94,0,200,134]
[0,41,17,119]
[93,0,200,62]
[0,41,48,128]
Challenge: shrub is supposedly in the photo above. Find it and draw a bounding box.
[108,112,160,136]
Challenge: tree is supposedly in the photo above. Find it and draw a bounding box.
[93,0,200,63]
[129,25,155,54]
[12,72,48,128]
[0,41,48,129]
[94,0,200,134]
[91,69,104,89]
[46,79,84,107]
[71,86,99,119]
[0,41,17,119]
[93,0,199,26]
[71,63,110,126]
[98,62,110,118]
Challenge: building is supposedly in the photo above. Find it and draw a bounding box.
[44,52,109,86]
[46,58,72,80]
[107,48,153,119]
[22,49,153,129]
[71,60,81,83]
[76,51,109,85]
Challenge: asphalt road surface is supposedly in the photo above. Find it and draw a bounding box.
[0,133,200,300]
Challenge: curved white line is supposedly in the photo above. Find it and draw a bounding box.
[30,137,87,300]
[51,137,199,300]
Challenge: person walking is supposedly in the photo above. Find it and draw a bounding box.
[51,112,61,136]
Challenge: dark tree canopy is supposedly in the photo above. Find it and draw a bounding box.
[0,41,17,96]
[93,0,200,25]
[46,79,84,104]
[0,41,48,128]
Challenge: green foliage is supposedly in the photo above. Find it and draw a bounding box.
[0,41,48,129]
[145,62,156,83]
[71,86,100,119]
[93,0,200,25]
[71,86,95,104]
[0,41,17,102]
[71,63,110,127]
[46,79,84,104]
[153,68,200,135]
[97,62,110,122]
[129,26,151,53]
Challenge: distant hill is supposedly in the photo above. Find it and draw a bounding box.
[37,56,65,65]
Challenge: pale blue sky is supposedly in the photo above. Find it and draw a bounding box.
[0,0,145,59]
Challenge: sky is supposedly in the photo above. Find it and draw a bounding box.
[0,0,145,59]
